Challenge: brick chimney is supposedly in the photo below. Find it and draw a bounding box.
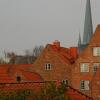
[69,47,78,59]
[53,40,60,48]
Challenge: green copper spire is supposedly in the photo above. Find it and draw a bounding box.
[83,0,93,45]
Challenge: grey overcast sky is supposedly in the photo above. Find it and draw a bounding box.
[0,0,100,56]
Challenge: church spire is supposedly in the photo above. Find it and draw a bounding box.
[83,0,93,45]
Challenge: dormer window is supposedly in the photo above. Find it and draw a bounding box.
[45,63,51,71]
[93,47,100,56]
[16,73,22,82]
[16,76,21,82]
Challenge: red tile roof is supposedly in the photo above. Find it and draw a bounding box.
[0,64,43,83]
[47,44,77,64]
[0,82,42,91]
[20,70,43,81]
[66,86,93,100]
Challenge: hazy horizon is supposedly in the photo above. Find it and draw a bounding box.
[0,0,100,56]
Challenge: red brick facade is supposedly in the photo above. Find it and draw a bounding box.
[32,25,100,100]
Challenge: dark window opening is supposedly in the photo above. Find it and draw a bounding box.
[16,76,21,82]
[62,80,69,86]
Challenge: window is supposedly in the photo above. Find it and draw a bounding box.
[80,63,89,72]
[16,76,21,82]
[93,63,100,73]
[62,80,68,86]
[80,80,89,90]
[93,47,100,56]
[45,63,51,70]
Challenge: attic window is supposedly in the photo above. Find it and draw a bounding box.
[93,47,100,56]
[45,63,51,71]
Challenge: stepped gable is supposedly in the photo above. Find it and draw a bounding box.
[89,24,100,45]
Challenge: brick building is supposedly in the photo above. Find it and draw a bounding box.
[0,0,99,99]
[32,40,78,84]
[71,25,100,99]
[32,25,100,99]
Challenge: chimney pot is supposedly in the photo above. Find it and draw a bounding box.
[53,40,60,48]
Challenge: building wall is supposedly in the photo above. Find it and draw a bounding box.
[91,69,100,100]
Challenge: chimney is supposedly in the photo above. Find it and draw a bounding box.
[53,40,60,48]
[69,47,78,59]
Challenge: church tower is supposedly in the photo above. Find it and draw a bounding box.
[78,0,93,53]
[83,0,93,45]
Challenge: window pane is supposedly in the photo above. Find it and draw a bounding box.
[93,47,97,56]
[45,63,51,70]
[81,80,85,90]
[85,81,89,90]
[93,63,100,72]
[93,47,100,56]
[80,80,89,90]
[80,63,89,72]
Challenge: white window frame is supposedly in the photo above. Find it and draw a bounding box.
[80,80,90,90]
[93,47,100,56]
[45,63,51,71]
[80,63,89,72]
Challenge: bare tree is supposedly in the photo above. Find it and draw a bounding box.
[0,57,6,64]
[2,45,44,64]
[6,52,16,64]
[32,45,44,57]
